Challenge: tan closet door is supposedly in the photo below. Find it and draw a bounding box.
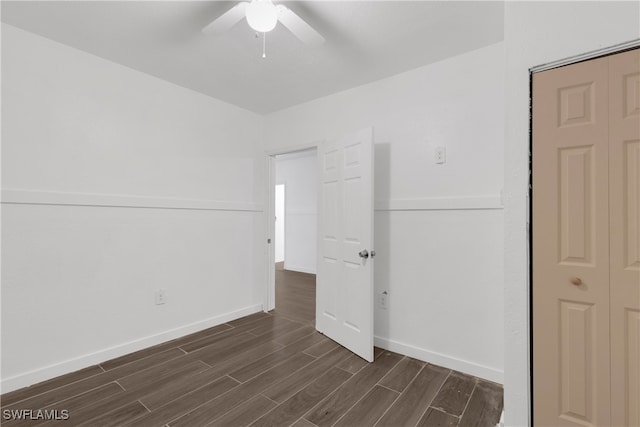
[610,48,640,427]
[533,57,611,426]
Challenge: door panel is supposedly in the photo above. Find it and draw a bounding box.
[559,146,595,265]
[317,128,374,362]
[609,48,640,427]
[559,300,596,421]
[533,56,611,426]
[622,141,640,270]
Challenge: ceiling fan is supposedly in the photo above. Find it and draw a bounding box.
[202,0,325,49]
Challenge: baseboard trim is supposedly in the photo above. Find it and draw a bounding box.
[374,335,504,384]
[283,264,316,275]
[0,304,263,393]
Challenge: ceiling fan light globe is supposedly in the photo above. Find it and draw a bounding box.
[246,0,278,33]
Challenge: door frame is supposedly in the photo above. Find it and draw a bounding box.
[528,38,640,425]
[264,143,321,312]
[274,184,286,264]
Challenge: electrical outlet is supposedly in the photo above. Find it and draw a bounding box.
[379,291,388,310]
[155,289,166,305]
[434,146,446,164]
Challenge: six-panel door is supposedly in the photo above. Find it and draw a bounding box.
[533,48,640,426]
[533,56,611,427]
[316,127,374,363]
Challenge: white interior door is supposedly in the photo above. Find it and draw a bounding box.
[316,127,374,362]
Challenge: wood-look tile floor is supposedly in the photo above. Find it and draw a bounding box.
[1,268,503,427]
[274,262,316,326]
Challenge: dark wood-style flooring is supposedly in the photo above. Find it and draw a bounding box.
[0,267,503,426]
[274,262,315,326]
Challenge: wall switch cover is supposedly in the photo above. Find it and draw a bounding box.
[435,147,446,164]
[155,289,166,305]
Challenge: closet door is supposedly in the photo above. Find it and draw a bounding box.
[609,48,640,427]
[533,57,611,426]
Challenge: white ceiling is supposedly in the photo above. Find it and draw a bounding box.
[1,1,504,114]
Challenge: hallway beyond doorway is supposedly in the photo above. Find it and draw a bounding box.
[274,262,315,326]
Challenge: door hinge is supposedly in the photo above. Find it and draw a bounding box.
[267,238,271,244]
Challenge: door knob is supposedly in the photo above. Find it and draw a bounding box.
[570,277,582,286]
[358,249,369,259]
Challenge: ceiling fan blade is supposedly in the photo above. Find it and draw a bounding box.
[202,2,249,36]
[275,4,325,47]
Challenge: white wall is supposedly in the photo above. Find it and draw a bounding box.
[275,150,317,274]
[264,42,505,383]
[503,2,640,425]
[1,24,264,391]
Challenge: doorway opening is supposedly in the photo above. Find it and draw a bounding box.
[270,148,318,326]
[265,127,374,361]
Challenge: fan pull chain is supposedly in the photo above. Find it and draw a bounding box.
[262,32,266,59]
